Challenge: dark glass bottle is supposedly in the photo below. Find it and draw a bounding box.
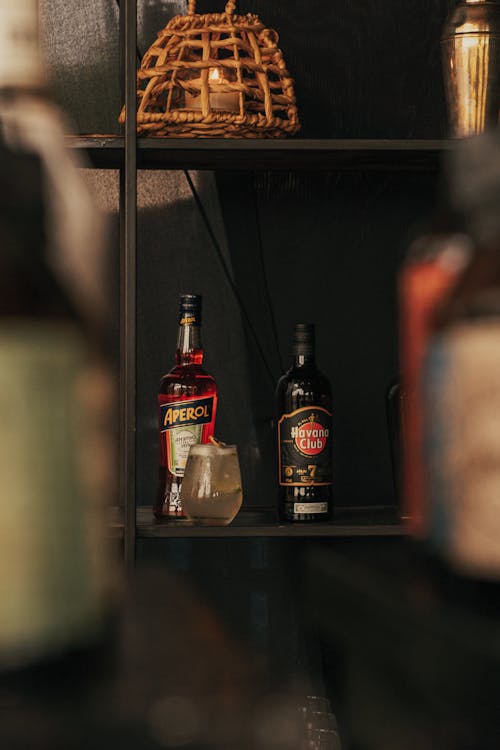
[276,323,332,522]
[155,294,218,519]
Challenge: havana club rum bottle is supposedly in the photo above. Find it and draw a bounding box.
[276,324,333,522]
[154,294,218,519]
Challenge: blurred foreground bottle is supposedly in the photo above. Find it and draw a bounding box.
[0,0,116,670]
[423,133,500,578]
[442,0,500,137]
[399,220,471,536]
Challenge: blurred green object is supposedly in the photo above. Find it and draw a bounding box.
[0,0,116,671]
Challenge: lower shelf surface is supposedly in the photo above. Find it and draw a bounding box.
[136,505,404,538]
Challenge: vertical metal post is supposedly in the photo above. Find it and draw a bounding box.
[119,0,137,568]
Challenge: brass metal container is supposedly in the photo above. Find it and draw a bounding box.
[442,0,500,137]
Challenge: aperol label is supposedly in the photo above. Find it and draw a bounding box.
[159,395,215,477]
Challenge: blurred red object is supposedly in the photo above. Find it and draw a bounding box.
[399,226,471,537]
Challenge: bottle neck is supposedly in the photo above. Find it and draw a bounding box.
[0,1,44,89]
[176,324,203,366]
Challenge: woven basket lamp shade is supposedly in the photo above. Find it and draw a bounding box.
[119,0,300,138]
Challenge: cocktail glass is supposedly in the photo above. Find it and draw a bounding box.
[181,444,242,525]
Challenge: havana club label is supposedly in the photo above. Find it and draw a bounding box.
[159,395,214,477]
[278,406,332,486]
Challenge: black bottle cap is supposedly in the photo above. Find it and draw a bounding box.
[293,323,315,356]
[179,293,202,326]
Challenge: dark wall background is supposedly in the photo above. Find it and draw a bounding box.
[231,0,451,138]
[216,170,441,511]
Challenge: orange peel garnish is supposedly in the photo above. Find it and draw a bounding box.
[209,435,227,447]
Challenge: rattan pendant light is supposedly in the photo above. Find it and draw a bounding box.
[119,0,300,138]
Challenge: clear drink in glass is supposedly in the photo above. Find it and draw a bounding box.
[181,444,242,525]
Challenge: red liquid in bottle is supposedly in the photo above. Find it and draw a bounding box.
[154,295,218,519]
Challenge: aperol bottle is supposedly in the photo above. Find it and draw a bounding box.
[155,294,218,519]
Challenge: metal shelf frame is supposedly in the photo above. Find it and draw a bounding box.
[120,0,137,567]
[73,135,450,171]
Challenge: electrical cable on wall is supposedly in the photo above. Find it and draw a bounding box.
[184,171,277,389]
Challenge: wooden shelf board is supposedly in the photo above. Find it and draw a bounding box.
[69,135,452,171]
[136,505,405,539]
